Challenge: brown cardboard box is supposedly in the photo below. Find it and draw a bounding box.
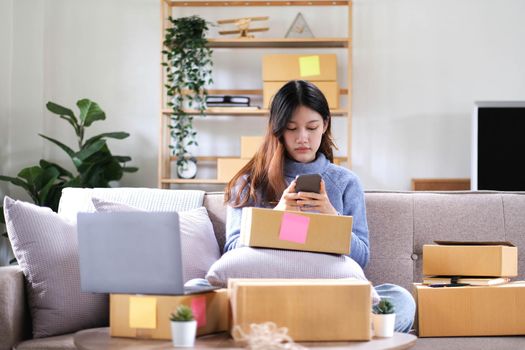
[423,241,518,277]
[110,289,229,340]
[262,54,337,81]
[240,207,352,254]
[229,279,371,341]
[415,282,525,337]
[217,158,250,182]
[263,81,339,109]
[240,136,263,159]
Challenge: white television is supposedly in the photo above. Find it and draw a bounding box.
[471,101,525,191]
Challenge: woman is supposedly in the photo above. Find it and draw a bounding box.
[224,80,415,333]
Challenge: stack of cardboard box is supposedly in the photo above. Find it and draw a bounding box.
[230,207,373,341]
[110,289,230,340]
[262,54,339,109]
[217,136,263,182]
[415,241,524,337]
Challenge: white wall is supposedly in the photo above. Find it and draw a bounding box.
[2,0,525,192]
[352,0,525,189]
[0,0,12,197]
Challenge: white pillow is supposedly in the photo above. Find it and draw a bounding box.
[3,196,108,338]
[91,198,221,282]
[206,247,380,303]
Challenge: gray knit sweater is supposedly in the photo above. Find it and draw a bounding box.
[224,153,370,268]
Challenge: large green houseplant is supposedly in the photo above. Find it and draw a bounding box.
[0,98,138,263]
[162,15,213,177]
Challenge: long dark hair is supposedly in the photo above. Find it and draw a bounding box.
[224,80,336,207]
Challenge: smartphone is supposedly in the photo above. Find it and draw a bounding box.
[295,173,322,194]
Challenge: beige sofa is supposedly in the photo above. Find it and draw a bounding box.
[1,190,525,349]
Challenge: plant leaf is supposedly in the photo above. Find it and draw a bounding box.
[75,139,106,161]
[39,160,74,178]
[122,167,139,173]
[0,175,30,190]
[39,134,75,158]
[77,99,106,127]
[83,132,129,148]
[46,101,77,122]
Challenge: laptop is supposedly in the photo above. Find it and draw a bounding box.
[77,211,218,295]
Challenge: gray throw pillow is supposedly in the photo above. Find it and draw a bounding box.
[91,197,221,282]
[206,247,380,303]
[3,196,108,338]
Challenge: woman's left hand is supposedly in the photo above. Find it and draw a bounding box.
[296,180,338,215]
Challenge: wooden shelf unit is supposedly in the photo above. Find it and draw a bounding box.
[159,0,352,188]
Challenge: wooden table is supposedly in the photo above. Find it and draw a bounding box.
[74,327,417,350]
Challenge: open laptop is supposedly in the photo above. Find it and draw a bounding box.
[77,211,218,295]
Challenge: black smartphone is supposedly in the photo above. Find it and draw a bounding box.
[295,173,322,194]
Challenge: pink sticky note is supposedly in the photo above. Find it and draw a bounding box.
[279,212,310,244]
[191,296,207,328]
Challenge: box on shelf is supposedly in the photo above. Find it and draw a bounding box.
[217,158,250,182]
[110,289,229,340]
[415,282,525,337]
[240,207,352,255]
[240,136,264,159]
[262,54,337,81]
[229,278,371,341]
[423,241,518,277]
[263,81,339,109]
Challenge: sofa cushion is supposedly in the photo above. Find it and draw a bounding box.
[14,333,76,350]
[206,247,380,303]
[3,197,107,338]
[91,198,221,282]
[58,188,205,224]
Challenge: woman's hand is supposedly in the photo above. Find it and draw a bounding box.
[274,181,301,211]
[296,180,338,215]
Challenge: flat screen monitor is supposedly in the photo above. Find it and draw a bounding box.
[471,101,525,191]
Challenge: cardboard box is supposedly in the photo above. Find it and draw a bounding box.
[240,136,263,159]
[263,81,339,109]
[423,241,518,277]
[110,289,229,340]
[229,279,371,341]
[415,282,525,337]
[240,207,352,255]
[217,158,250,182]
[262,54,337,81]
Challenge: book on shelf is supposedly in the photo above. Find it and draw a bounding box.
[206,106,261,112]
[422,276,511,286]
[206,95,251,105]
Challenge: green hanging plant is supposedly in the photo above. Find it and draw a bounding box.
[162,15,213,173]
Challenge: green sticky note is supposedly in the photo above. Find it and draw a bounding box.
[299,56,321,77]
[129,296,157,329]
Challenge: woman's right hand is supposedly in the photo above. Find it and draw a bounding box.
[274,181,300,211]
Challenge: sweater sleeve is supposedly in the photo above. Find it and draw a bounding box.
[224,205,243,252]
[343,176,370,269]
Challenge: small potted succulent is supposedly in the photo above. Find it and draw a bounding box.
[170,305,197,347]
[372,299,396,338]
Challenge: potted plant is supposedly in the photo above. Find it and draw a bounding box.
[372,298,396,338]
[170,304,197,347]
[162,15,213,179]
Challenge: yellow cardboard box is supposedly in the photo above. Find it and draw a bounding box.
[263,81,339,109]
[423,241,518,277]
[229,279,371,341]
[415,282,525,337]
[110,289,229,340]
[240,136,264,159]
[240,207,352,255]
[217,158,250,182]
[262,54,337,81]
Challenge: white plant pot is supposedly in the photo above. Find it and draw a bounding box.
[372,313,396,338]
[170,320,197,347]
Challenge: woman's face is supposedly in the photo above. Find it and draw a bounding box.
[283,105,327,163]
